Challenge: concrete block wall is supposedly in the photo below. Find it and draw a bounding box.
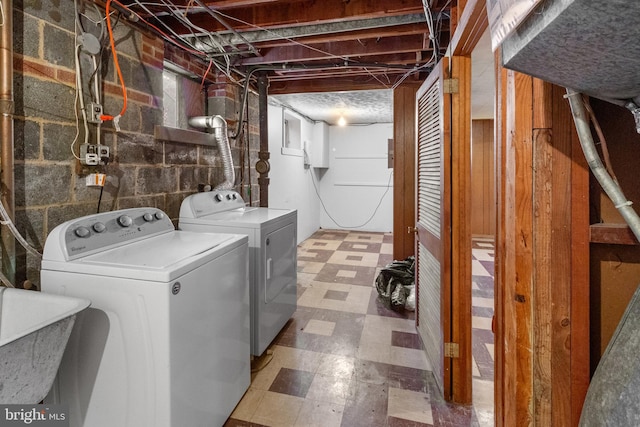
[10,0,259,287]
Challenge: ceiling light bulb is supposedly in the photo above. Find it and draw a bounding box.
[338,116,346,126]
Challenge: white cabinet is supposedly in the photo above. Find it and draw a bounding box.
[310,122,330,168]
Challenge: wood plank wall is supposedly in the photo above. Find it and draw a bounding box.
[393,84,420,260]
[471,119,495,236]
[495,60,590,426]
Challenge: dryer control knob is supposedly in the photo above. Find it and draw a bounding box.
[118,215,133,227]
[92,222,106,233]
[143,213,154,222]
[226,194,232,200]
[215,194,223,202]
[155,212,165,220]
[75,226,91,238]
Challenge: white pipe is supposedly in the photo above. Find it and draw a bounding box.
[565,89,640,242]
[188,115,235,190]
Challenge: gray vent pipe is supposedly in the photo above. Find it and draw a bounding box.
[188,115,235,190]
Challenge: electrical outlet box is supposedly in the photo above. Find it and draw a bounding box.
[86,173,107,187]
[87,103,103,124]
[80,144,110,166]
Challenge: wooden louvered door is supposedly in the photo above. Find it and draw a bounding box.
[415,59,452,398]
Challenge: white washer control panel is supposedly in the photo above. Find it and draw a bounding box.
[51,208,174,260]
[180,190,245,218]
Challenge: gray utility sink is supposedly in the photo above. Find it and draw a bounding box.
[0,287,90,403]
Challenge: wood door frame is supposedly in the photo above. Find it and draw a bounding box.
[447,54,473,404]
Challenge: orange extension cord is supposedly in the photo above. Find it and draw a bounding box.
[100,0,128,128]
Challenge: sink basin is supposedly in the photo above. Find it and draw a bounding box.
[0,287,90,403]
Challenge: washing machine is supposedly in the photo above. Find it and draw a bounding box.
[179,190,297,356]
[40,207,250,427]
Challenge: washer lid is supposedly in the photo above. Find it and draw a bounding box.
[181,207,296,228]
[43,231,246,282]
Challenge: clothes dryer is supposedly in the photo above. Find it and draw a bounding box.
[41,207,249,427]
[179,191,297,356]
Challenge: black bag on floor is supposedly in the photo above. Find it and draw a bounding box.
[375,256,415,311]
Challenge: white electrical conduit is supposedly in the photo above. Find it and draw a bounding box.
[565,89,640,242]
[188,115,235,190]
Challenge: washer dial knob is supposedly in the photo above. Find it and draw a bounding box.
[92,222,106,233]
[118,215,133,227]
[74,226,90,238]
[143,213,154,222]
[155,212,165,220]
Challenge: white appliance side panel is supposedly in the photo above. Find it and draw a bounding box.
[42,243,250,427]
[256,222,297,355]
[42,274,172,427]
[170,242,250,426]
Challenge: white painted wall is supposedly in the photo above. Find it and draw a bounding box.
[268,105,394,237]
[318,123,394,232]
[267,104,321,243]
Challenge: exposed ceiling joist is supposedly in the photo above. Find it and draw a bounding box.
[190,13,432,46]
[124,0,453,94]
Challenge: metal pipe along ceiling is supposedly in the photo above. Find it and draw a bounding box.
[0,0,16,284]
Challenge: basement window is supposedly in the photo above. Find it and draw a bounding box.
[162,69,179,128]
[156,64,211,146]
[282,110,303,156]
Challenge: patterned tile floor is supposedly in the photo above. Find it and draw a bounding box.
[225,230,495,427]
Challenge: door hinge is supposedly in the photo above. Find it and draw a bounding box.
[443,78,459,94]
[444,342,459,358]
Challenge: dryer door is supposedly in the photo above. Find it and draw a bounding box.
[264,222,297,304]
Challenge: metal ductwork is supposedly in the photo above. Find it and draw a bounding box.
[188,115,235,190]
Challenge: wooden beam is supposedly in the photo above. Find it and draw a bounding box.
[251,23,439,49]
[449,0,488,56]
[235,34,427,65]
[268,75,417,94]
[173,0,425,34]
[590,223,640,245]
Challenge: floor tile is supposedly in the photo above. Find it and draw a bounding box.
[472,316,493,330]
[294,400,345,427]
[269,367,315,398]
[472,259,492,277]
[304,319,336,336]
[305,373,352,404]
[250,391,305,427]
[388,387,434,425]
[324,289,349,301]
[391,331,422,350]
[328,250,379,267]
[341,381,389,427]
[229,230,494,427]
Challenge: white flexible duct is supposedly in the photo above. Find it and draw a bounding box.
[565,89,640,242]
[188,115,235,190]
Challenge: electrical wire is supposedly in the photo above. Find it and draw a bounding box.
[101,0,128,130]
[97,186,104,213]
[566,89,640,242]
[308,162,393,229]
[583,95,618,182]
[71,0,89,159]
